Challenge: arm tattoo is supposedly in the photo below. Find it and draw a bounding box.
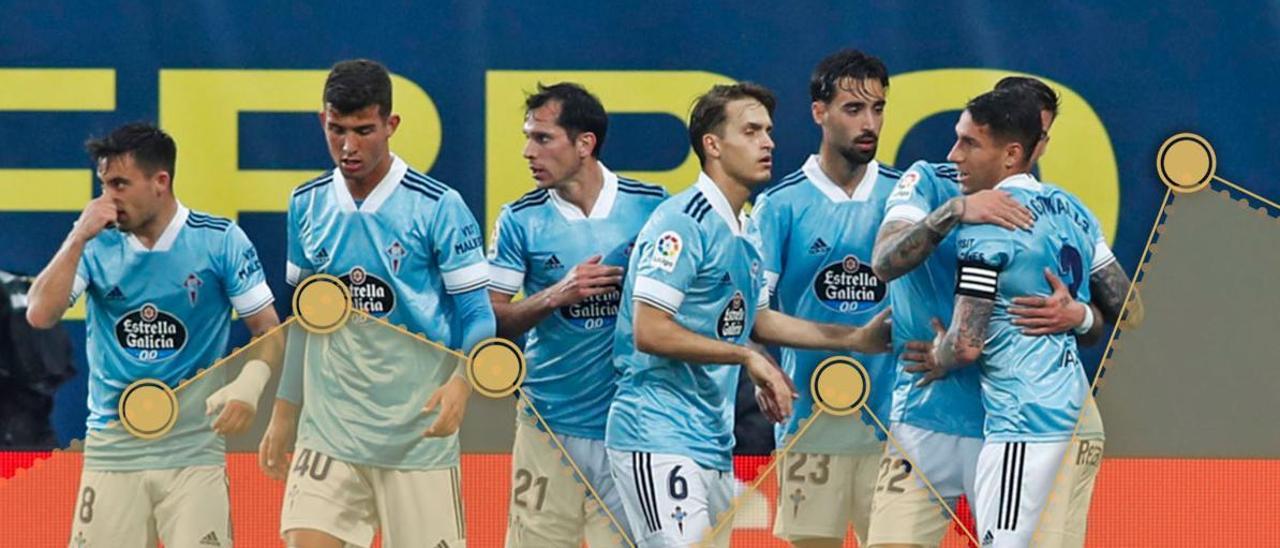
[936,295,994,371]
[1089,260,1144,329]
[872,197,966,281]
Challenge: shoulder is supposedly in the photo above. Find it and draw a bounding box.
[905,160,958,184]
[616,176,668,202]
[876,162,903,180]
[290,171,335,200]
[185,210,233,234]
[507,187,551,215]
[760,168,809,199]
[400,167,456,204]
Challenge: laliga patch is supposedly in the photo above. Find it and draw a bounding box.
[889,171,920,202]
[648,231,683,273]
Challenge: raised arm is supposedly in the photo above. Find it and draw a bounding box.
[27,197,118,328]
[873,191,1032,282]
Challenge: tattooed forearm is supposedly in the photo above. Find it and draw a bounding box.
[935,295,994,371]
[872,197,966,281]
[1089,260,1144,329]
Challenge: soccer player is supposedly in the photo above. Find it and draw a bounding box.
[257,59,495,548]
[923,89,1137,547]
[605,82,892,548]
[488,82,666,547]
[865,82,1109,546]
[750,49,899,548]
[993,76,1141,548]
[26,123,281,547]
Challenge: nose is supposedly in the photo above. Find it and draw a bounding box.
[341,133,358,153]
[858,110,876,131]
[522,139,536,159]
[946,142,962,164]
[762,133,775,152]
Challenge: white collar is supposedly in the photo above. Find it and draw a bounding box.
[548,162,619,221]
[333,154,408,213]
[694,172,746,236]
[127,202,189,252]
[802,155,880,203]
[995,172,1042,191]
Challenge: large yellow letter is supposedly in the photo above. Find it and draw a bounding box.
[485,70,734,232]
[160,70,442,218]
[0,69,115,211]
[880,69,1119,242]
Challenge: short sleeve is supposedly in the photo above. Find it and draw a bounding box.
[432,190,490,294]
[285,198,315,287]
[486,206,526,295]
[883,162,944,225]
[1081,202,1116,273]
[221,225,274,317]
[750,192,787,299]
[955,225,1015,301]
[70,251,90,304]
[632,213,704,316]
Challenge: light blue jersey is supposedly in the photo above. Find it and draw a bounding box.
[487,164,666,440]
[752,156,898,454]
[880,161,985,438]
[73,205,273,471]
[606,174,769,472]
[954,174,1115,442]
[284,154,490,469]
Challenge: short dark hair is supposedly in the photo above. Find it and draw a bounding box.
[323,59,393,117]
[85,123,177,181]
[810,49,890,103]
[525,82,609,157]
[964,89,1043,165]
[688,82,777,165]
[995,76,1060,117]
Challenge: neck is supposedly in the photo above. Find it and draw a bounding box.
[817,143,868,195]
[134,199,178,248]
[997,166,1032,185]
[346,154,394,200]
[554,160,604,216]
[704,163,752,216]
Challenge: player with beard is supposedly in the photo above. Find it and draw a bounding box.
[751,49,899,548]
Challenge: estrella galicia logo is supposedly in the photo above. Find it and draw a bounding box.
[812,255,885,313]
[716,291,747,340]
[339,266,396,316]
[115,303,187,361]
[558,286,621,330]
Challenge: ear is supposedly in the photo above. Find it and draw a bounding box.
[576,132,597,158]
[1004,141,1024,169]
[386,113,401,137]
[154,171,172,195]
[811,101,826,125]
[702,133,720,160]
